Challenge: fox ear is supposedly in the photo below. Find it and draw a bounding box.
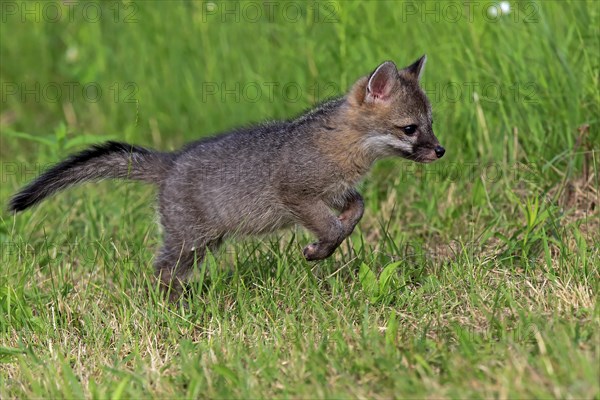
[400,55,427,81]
[366,61,399,103]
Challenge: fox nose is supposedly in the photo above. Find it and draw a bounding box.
[435,145,445,158]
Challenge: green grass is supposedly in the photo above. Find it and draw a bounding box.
[1,0,598,398]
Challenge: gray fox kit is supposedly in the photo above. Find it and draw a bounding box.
[9,56,445,300]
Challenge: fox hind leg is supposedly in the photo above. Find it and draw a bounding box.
[154,236,222,301]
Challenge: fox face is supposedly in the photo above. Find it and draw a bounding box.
[348,56,445,163]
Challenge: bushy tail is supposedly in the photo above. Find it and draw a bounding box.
[9,141,174,213]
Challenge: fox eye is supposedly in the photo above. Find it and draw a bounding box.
[399,124,417,136]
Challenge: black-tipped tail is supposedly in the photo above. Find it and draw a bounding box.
[8,141,173,213]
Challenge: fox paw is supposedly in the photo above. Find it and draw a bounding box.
[303,242,320,261]
[303,242,335,261]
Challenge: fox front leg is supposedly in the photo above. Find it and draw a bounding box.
[337,189,364,237]
[288,200,349,261]
[302,190,364,261]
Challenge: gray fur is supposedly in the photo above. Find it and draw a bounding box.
[9,57,444,300]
